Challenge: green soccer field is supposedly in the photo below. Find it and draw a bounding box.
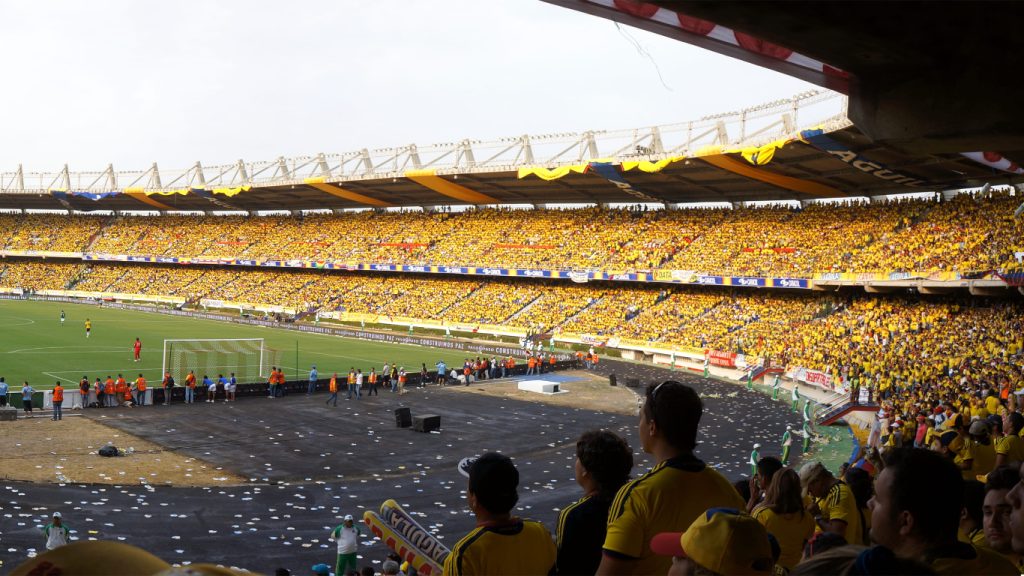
[0,300,480,390]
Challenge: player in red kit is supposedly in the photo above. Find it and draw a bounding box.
[133,338,142,362]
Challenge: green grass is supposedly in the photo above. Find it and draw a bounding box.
[0,300,482,390]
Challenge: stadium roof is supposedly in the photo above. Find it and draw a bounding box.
[0,92,1019,212]
[546,1,1024,161]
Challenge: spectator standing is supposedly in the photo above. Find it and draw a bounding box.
[162,372,174,405]
[596,381,745,575]
[556,430,633,576]
[355,369,363,398]
[43,512,70,550]
[0,376,7,408]
[308,365,318,395]
[436,360,447,384]
[329,514,362,576]
[74,376,88,410]
[227,373,237,402]
[51,381,64,421]
[216,374,228,402]
[21,381,35,417]
[443,452,556,576]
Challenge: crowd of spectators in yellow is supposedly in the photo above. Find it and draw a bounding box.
[2,191,1021,277]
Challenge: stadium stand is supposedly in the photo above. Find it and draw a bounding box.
[3,194,1022,277]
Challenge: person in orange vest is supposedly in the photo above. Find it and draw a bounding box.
[591,353,599,367]
[526,356,535,376]
[548,354,556,370]
[162,372,174,405]
[104,376,115,408]
[93,377,103,408]
[268,366,279,398]
[122,381,133,407]
[90,376,103,409]
[134,374,147,407]
[397,367,407,395]
[326,373,339,407]
[367,368,379,396]
[51,381,64,421]
[346,369,357,400]
[184,370,196,404]
[115,374,128,407]
[77,376,90,410]
[463,364,472,387]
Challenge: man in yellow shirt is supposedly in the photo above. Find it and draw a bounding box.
[870,447,1017,575]
[799,461,865,545]
[443,453,555,576]
[597,381,744,575]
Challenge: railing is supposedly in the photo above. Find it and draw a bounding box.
[0,90,846,194]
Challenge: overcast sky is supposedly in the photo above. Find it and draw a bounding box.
[0,0,819,172]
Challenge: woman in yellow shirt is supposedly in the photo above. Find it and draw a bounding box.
[752,468,814,571]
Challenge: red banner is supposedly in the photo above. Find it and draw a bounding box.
[707,349,736,368]
[493,243,556,250]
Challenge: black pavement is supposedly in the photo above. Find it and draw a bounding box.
[0,361,801,573]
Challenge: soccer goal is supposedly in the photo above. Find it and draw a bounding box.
[162,338,282,384]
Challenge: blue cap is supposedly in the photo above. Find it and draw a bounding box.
[312,563,330,575]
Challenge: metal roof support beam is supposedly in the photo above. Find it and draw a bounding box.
[194,162,207,188]
[715,121,729,145]
[584,131,599,160]
[408,145,422,170]
[457,140,476,169]
[358,149,373,176]
[317,154,332,179]
[237,160,250,184]
[278,157,291,180]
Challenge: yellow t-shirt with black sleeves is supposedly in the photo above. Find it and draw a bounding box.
[442,518,555,576]
[752,505,815,571]
[603,455,744,576]
[995,434,1024,463]
[820,480,865,546]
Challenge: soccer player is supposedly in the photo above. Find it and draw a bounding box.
[133,338,142,362]
[84,318,91,338]
[597,381,744,575]
[60,310,65,327]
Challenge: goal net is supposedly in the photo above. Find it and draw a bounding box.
[162,338,283,384]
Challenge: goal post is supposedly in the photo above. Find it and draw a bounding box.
[162,338,283,384]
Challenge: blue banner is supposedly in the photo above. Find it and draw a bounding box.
[731,277,766,287]
[771,278,809,289]
[515,269,550,278]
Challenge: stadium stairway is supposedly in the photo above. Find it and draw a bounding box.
[816,401,880,427]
